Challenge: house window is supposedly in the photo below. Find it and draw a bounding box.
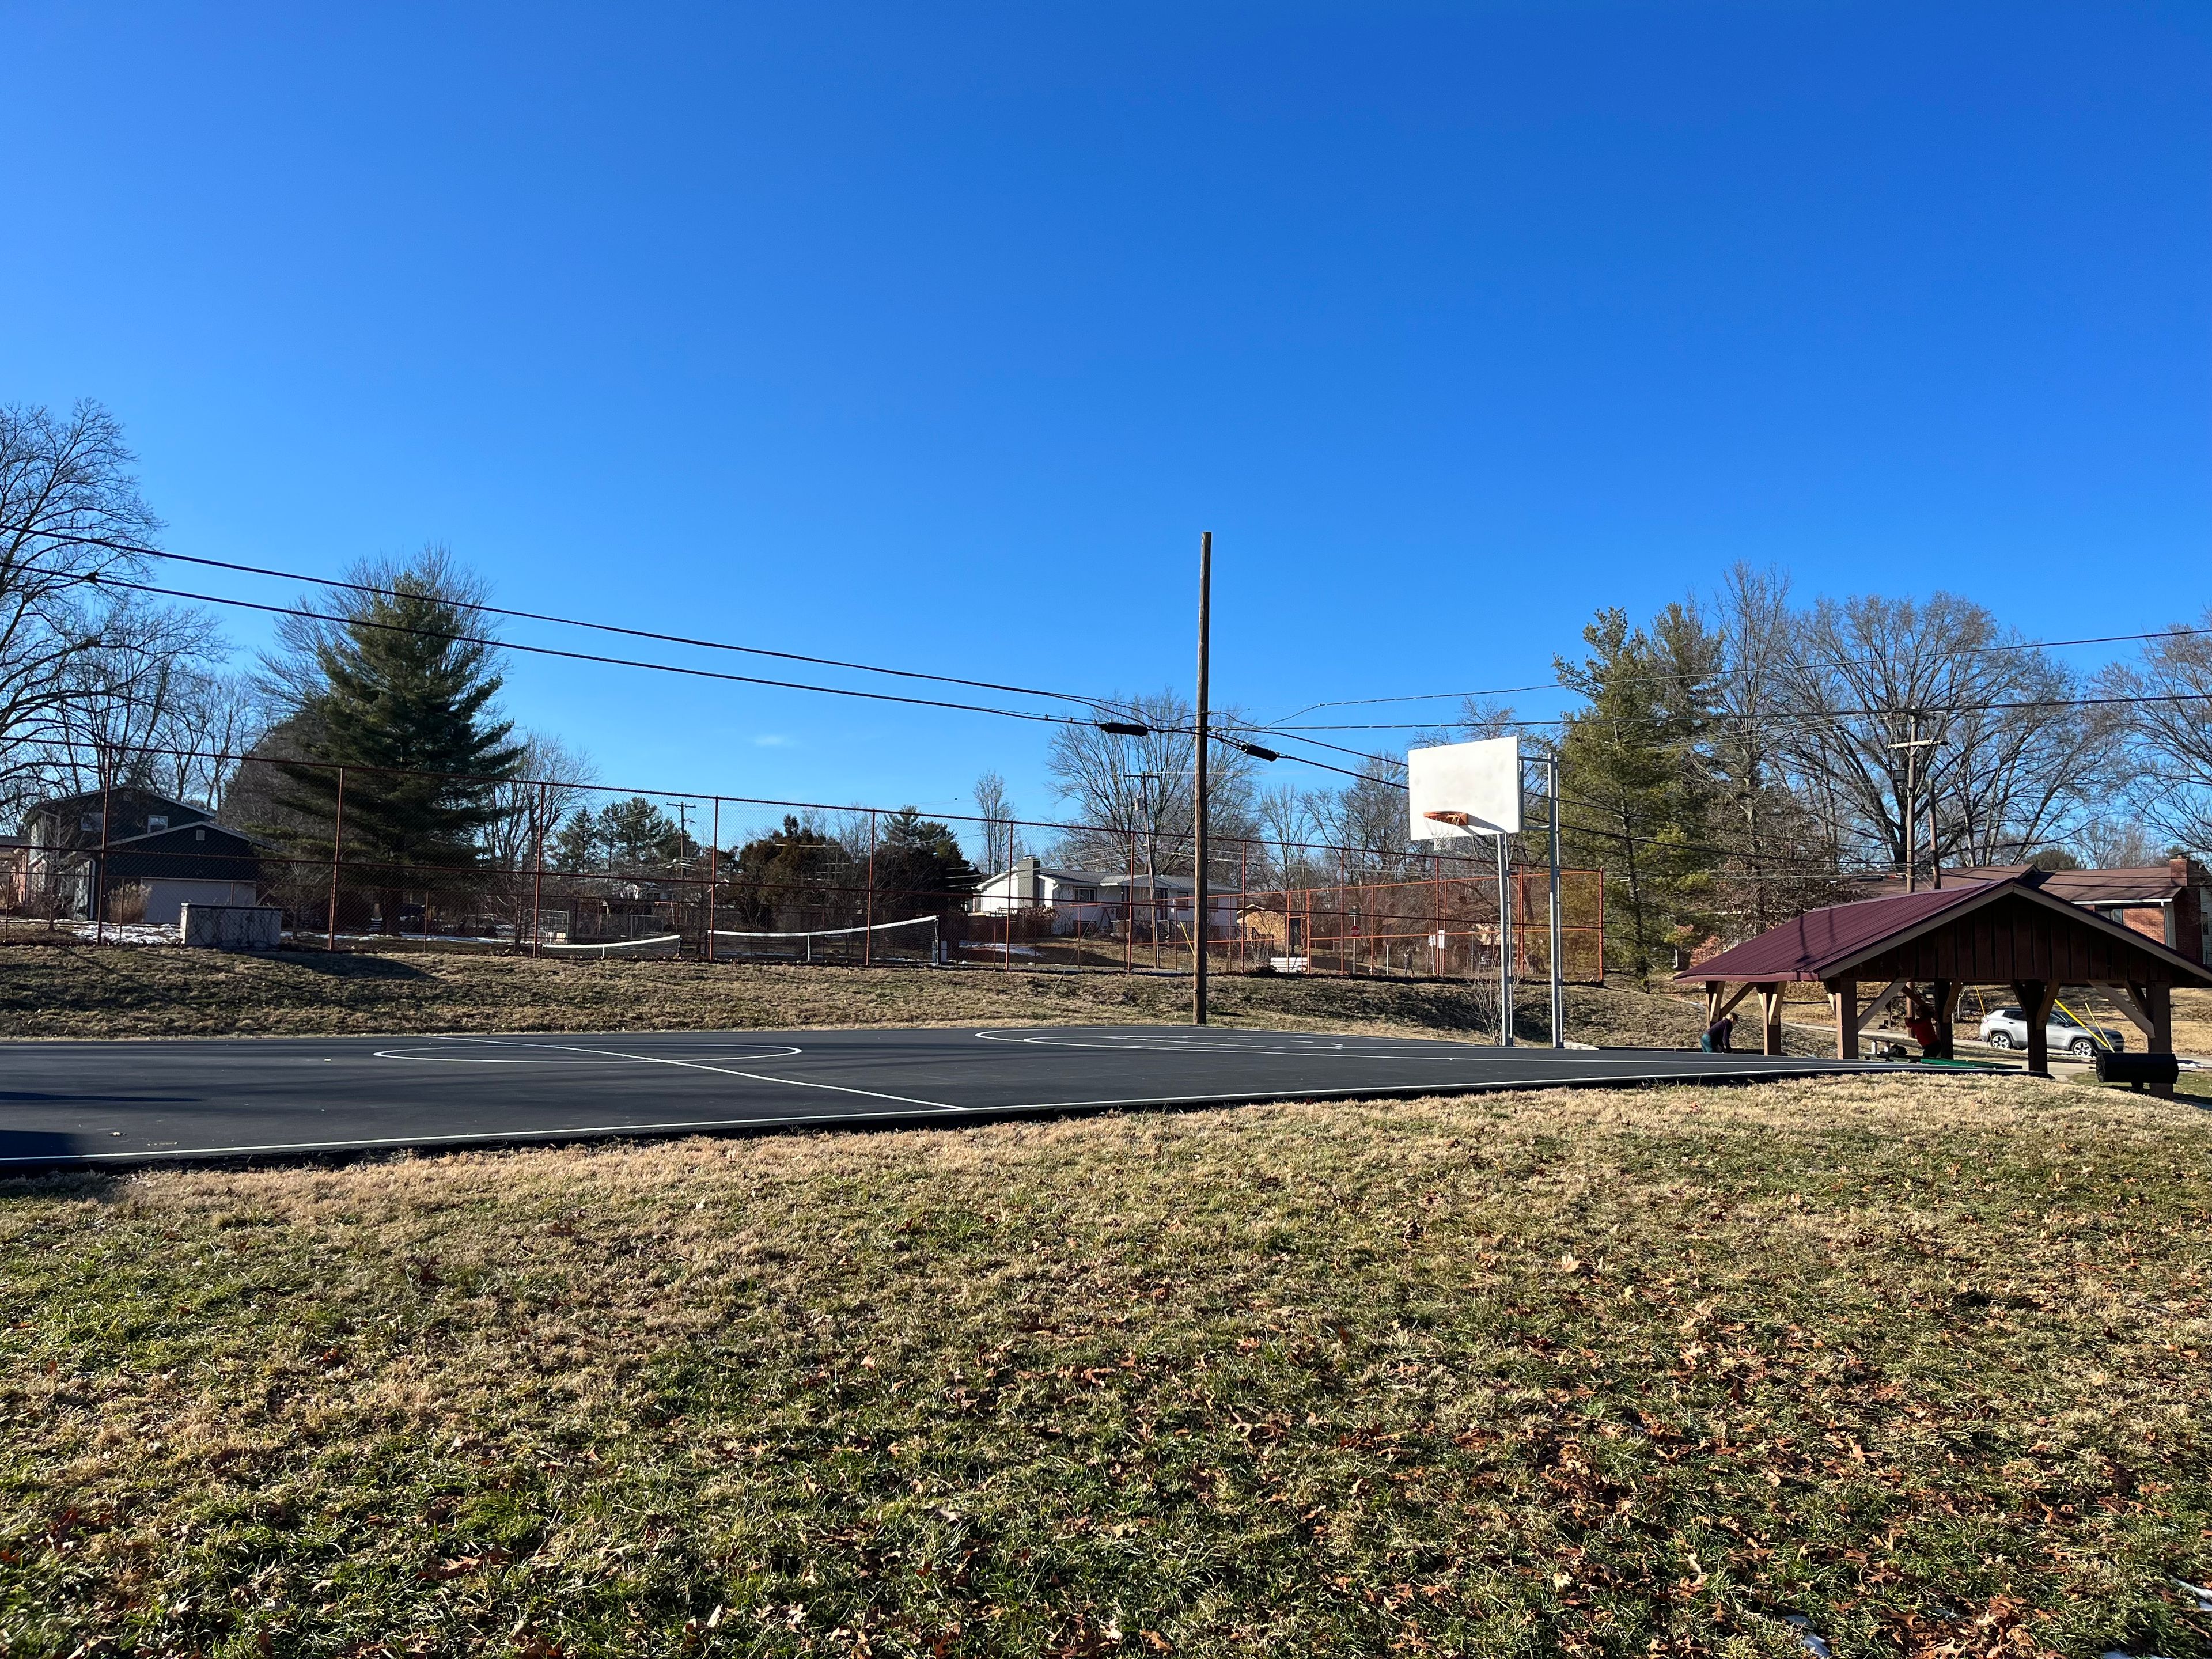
[194,828,207,842]
[147,816,169,834]
[1073,887,1098,902]
[80,812,101,834]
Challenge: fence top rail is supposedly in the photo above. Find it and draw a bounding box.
[709,916,937,941]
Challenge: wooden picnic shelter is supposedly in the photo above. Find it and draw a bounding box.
[1675,870,2212,1078]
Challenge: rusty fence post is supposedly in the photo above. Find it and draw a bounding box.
[864,810,876,968]
[1238,838,1248,973]
[705,797,719,964]
[94,775,113,944]
[327,766,346,952]
[531,781,546,958]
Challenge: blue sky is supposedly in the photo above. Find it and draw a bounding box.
[3,2,2207,839]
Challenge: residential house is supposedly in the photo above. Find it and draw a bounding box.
[1856,858,2209,965]
[969,855,1238,935]
[22,787,263,925]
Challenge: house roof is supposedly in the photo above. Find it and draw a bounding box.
[1857,861,2197,907]
[27,787,209,821]
[981,865,1113,886]
[101,820,266,853]
[1677,873,2212,987]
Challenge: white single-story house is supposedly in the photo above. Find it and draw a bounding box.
[969,857,1238,933]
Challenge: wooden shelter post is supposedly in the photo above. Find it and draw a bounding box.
[1929,979,1958,1059]
[2011,979,2056,1077]
[1828,978,1856,1060]
[1758,982,1783,1056]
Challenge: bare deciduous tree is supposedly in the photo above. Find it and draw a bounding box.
[2072,816,2166,870]
[0,402,161,808]
[1776,593,2104,876]
[1043,690,1260,878]
[483,733,599,874]
[969,771,1017,874]
[154,669,266,812]
[2100,615,2212,859]
[37,599,228,798]
[1702,566,1849,930]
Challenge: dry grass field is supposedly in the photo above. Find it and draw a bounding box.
[3,1073,2210,1656]
[0,942,1725,1050]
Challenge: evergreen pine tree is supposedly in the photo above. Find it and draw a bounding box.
[730,816,854,929]
[870,808,981,922]
[1554,604,1720,980]
[271,550,524,933]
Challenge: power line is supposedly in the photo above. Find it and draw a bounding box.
[79,570,1098,729]
[1260,681,2212,733]
[6,524,1138,720]
[20,532,1399,789]
[1267,623,2212,721]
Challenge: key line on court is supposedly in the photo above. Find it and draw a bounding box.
[432,1035,964,1111]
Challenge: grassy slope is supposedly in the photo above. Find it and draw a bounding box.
[4,1075,2210,1656]
[0,942,1722,1049]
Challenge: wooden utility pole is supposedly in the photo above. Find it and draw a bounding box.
[1904,712,1918,894]
[1889,711,1934,894]
[1193,531,1212,1025]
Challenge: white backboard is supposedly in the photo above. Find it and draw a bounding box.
[1408,736,1522,840]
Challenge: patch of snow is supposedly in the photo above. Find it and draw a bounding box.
[51,922,178,946]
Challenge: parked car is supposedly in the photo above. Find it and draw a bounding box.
[1977,1004,2126,1057]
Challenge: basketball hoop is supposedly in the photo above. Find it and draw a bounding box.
[1408,738,1525,1048]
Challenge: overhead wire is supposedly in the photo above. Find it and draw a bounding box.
[77,570,1097,728]
[1267,623,2212,721]
[3,524,1139,719]
[16,521,2197,874]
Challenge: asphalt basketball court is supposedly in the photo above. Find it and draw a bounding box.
[0,1024,1893,1169]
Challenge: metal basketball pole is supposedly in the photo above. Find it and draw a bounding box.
[1495,830,1513,1047]
[1192,529,1212,1026]
[1544,754,1563,1048]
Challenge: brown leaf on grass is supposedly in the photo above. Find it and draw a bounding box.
[418,1546,513,1580]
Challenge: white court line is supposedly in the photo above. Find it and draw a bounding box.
[372,1044,804,1065]
[0,1062,1898,1165]
[429,1035,961,1112]
[974,1029,1501,1060]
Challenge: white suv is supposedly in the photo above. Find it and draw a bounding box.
[1977,1005,2125,1058]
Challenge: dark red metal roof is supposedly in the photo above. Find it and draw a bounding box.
[1677,881,2008,984]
